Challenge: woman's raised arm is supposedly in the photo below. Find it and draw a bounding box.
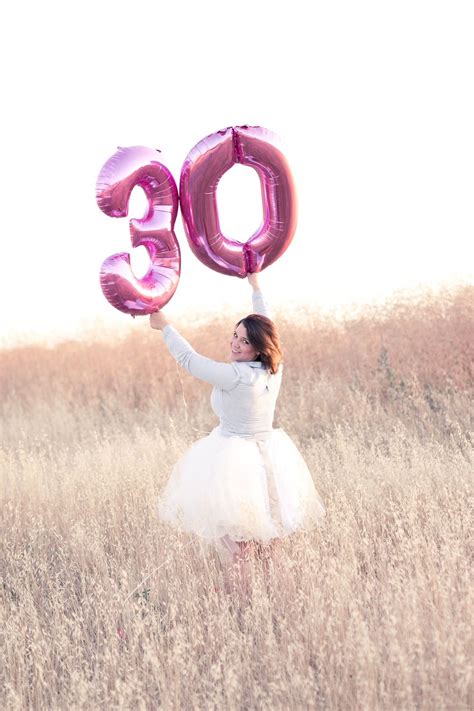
[247,273,271,319]
[150,313,240,391]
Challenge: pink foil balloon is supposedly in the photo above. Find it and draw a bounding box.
[179,126,298,277]
[96,146,180,315]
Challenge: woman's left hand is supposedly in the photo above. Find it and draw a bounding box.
[150,310,169,330]
[247,272,261,291]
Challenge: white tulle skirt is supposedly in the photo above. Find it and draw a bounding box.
[157,426,326,547]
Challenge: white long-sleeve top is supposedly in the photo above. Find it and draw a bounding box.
[161,290,282,440]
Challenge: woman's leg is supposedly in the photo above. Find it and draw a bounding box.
[215,536,245,594]
[232,540,256,598]
[216,536,283,596]
[253,538,283,584]
[214,537,255,596]
[234,538,284,596]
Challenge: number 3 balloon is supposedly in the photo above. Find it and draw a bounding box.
[96,146,180,315]
[180,125,297,278]
[96,126,297,314]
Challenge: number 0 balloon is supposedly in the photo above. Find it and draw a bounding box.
[179,125,298,277]
[96,146,180,315]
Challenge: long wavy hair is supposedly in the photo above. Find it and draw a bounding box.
[235,314,282,374]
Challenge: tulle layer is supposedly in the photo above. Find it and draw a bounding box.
[157,427,326,545]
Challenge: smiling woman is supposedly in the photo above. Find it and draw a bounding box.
[230,323,259,362]
[231,313,282,375]
[149,272,326,595]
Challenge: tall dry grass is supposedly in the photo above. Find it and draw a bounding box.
[0,284,472,710]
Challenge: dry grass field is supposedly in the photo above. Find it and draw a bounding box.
[1,285,472,710]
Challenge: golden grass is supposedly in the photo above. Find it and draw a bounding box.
[1,284,472,709]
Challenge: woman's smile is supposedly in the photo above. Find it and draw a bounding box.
[230,323,259,362]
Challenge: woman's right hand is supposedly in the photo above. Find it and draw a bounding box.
[150,310,169,330]
[247,272,261,291]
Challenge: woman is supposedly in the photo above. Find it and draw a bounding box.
[150,273,325,589]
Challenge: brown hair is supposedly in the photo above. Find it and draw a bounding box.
[235,314,282,374]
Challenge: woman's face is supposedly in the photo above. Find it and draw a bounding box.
[230,323,259,362]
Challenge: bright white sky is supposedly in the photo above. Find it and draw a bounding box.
[1,1,473,347]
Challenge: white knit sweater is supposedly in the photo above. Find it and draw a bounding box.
[161,290,282,440]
